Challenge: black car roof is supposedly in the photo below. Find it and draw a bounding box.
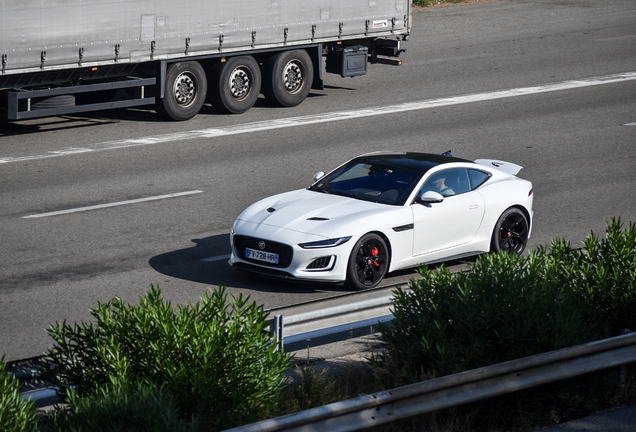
[352,152,473,174]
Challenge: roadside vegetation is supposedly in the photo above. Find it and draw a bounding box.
[288,218,636,431]
[0,357,38,432]
[42,286,290,432]
[414,0,490,8]
[1,218,634,431]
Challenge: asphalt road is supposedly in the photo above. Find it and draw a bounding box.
[1,0,635,362]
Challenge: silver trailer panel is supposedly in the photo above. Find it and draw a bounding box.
[1,0,411,75]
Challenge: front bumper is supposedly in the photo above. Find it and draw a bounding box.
[229,223,355,283]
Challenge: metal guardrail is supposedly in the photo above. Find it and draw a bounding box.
[267,289,400,348]
[224,331,636,432]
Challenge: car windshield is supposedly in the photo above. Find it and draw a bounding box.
[310,161,422,205]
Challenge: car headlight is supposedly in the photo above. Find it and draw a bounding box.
[299,236,352,249]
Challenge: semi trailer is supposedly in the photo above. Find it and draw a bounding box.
[0,0,411,122]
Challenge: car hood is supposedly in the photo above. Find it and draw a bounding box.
[236,189,393,238]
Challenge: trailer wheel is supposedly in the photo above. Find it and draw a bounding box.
[210,56,261,114]
[263,50,313,107]
[157,61,207,121]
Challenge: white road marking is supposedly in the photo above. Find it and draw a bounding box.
[201,254,231,262]
[596,35,636,42]
[22,190,204,219]
[624,122,636,127]
[2,72,635,165]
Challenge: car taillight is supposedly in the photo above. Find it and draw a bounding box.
[528,188,533,196]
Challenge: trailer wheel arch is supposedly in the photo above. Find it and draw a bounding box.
[156,61,207,121]
[262,49,314,107]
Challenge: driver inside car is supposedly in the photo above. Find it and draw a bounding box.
[434,176,455,197]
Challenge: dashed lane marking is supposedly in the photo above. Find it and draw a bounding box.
[22,190,204,218]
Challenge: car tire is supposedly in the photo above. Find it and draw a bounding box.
[156,61,207,121]
[209,56,261,114]
[491,208,529,254]
[262,49,313,107]
[347,233,389,290]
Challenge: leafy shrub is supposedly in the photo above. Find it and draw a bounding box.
[378,218,635,382]
[48,380,199,432]
[379,251,589,380]
[0,357,38,432]
[44,285,290,430]
[371,219,636,431]
[572,218,636,337]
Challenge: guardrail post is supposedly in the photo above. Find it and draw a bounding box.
[269,315,284,351]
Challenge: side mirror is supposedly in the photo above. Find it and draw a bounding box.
[313,171,325,182]
[418,191,444,203]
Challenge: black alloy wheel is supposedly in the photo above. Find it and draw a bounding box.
[347,233,389,290]
[491,208,529,254]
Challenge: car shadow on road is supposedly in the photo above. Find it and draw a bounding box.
[148,234,356,294]
[149,234,479,294]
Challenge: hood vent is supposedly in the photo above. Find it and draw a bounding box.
[266,207,276,213]
[307,217,329,221]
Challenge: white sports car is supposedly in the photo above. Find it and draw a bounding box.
[230,151,533,289]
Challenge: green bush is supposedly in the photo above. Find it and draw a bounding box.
[378,218,635,381]
[379,249,589,380]
[48,380,199,432]
[371,219,636,430]
[0,357,38,432]
[44,285,290,431]
[573,218,636,337]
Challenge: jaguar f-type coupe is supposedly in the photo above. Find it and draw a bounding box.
[230,151,533,289]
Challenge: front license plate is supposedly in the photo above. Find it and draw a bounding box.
[246,248,279,264]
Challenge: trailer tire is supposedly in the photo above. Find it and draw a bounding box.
[156,61,207,121]
[262,50,313,107]
[210,56,261,114]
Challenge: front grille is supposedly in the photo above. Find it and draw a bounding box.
[234,235,294,268]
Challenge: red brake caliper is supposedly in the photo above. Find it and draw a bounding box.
[371,246,380,266]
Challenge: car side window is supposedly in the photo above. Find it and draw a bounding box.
[468,169,491,190]
[419,168,470,198]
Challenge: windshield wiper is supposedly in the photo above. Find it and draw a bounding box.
[308,185,329,194]
[329,190,377,203]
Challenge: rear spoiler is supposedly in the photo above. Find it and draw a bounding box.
[474,159,523,176]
